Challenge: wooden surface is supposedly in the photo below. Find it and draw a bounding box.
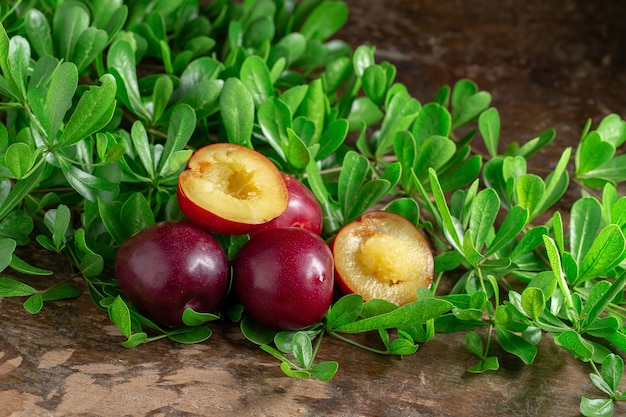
[3,1,626,416]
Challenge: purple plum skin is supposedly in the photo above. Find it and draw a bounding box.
[251,174,323,236]
[114,220,229,328]
[232,227,334,330]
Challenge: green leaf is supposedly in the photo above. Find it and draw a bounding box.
[362,65,388,106]
[597,113,626,147]
[121,332,149,348]
[107,40,150,121]
[570,197,603,265]
[310,361,339,381]
[585,316,620,338]
[465,331,484,357]
[291,331,313,368]
[120,192,155,237]
[220,77,254,147]
[53,2,90,62]
[24,293,44,314]
[42,282,80,301]
[258,97,291,159]
[555,330,594,361]
[58,158,117,202]
[360,298,398,318]
[79,253,104,277]
[240,55,274,107]
[157,104,195,175]
[330,297,453,334]
[495,325,538,364]
[429,168,462,251]
[434,251,464,274]
[521,287,545,321]
[580,154,626,187]
[602,354,624,394]
[577,225,626,283]
[58,74,117,148]
[168,326,212,344]
[385,198,420,225]
[580,397,614,417]
[411,102,451,144]
[0,164,44,220]
[338,150,368,214]
[25,9,53,58]
[527,271,557,299]
[479,107,500,158]
[451,79,491,130]
[316,119,349,160]
[468,187,499,252]
[543,235,575,309]
[389,337,418,355]
[5,143,35,179]
[130,121,154,178]
[94,2,127,42]
[484,205,528,257]
[108,295,132,338]
[510,128,555,159]
[298,79,325,145]
[468,356,499,373]
[414,135,457,179]
[240,315,276,345]
[377,89,420,157]
[279,360,311,380]
[182,308,220,326]
[538,148,571,214]
[151,75,173,125]
[582,274,626,331]
[8,254,53,276]
[346,178,392,222]
[285,129,311,170]
[44,204,71,251]
[516,174,545,217]
[6,36,31,101]
[348,96,384,129]
[576,131,615,175]
[45,62,79,141]
[325,293,363,328]
[97,199,126,244]
[0,277,36,297]
[300,1,349,41]
[72,27,108,72]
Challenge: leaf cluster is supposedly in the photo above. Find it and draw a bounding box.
[1,2,626,415]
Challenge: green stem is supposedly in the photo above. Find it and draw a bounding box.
[327,331,391,356]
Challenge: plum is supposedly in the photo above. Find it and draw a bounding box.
[177,143,289,235]
[114,220,229,328]
[251,173,323,236]
[232,227,334,330]
[333,210,433,306]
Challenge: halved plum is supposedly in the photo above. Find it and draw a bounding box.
[177,143,289,235]
[332,210,433,306]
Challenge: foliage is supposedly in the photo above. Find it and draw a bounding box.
[0,1,625,415]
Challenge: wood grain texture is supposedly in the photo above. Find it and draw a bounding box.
[3,1,626,416]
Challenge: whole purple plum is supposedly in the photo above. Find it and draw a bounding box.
[114,220,229,328]
[232,227,334,330]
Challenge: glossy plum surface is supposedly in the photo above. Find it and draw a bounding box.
[232,227,334,330]
[177,143,288,235]
[114,221,229,328]
[251,173,323,236]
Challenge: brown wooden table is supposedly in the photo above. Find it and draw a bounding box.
[2,1,626,416]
